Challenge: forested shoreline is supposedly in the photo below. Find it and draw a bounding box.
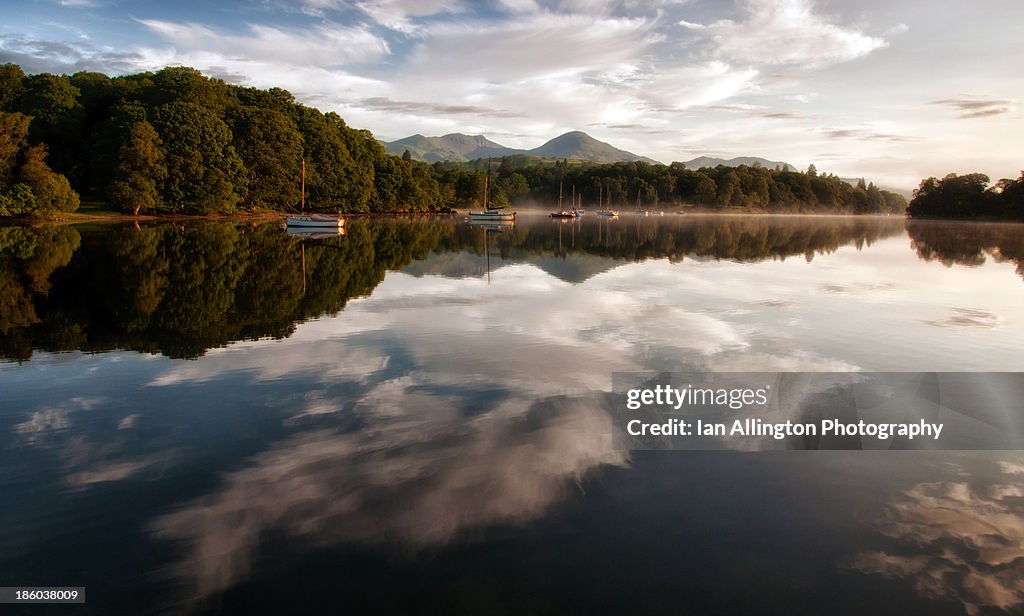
[1,64,446,217]
[19,62,1022,219]
[906,172,1024,220]
[436,158,906,214]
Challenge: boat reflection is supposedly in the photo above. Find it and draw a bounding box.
[285,226,347,239]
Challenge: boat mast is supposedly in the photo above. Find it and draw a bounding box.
[483,158,490,210]
[558,181,563,210]
[301,157,305,212]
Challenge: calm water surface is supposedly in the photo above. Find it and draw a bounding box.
[1,214,1023,614]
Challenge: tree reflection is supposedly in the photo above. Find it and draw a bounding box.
[907,221,1024,280]
[12,215,1015,362]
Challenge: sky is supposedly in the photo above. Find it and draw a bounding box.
[1,0,1022,189]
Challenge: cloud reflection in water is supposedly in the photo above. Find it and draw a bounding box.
[153,393,627,599]
[847,460,1024,615]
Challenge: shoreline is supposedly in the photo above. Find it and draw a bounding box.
[3,209,1022,225]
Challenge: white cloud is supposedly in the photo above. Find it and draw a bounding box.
[408,13,658,82]
[153,393,629,599]
[641,61,759,110]
[137,18,390,67]
[847,476,1024,615]
[14,397,105,445]
[354,0,465,32]
[681,0,887,68]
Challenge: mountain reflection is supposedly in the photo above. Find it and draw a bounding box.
[153,393,626,600]
[847,459,1024,615]
[0,215,918,361]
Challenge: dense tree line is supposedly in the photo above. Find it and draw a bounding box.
[0,64,446,216]
[907,172,1024,219]
[433,158,907,214]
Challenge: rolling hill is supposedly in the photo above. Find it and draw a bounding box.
[384,134,518,162]
[384,131,658,164]
[683,156,796,171]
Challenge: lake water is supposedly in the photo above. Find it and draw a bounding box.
[1,213,1023,614]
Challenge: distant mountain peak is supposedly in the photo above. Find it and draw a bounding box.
[384,130,658,164]
[684,155,795,171]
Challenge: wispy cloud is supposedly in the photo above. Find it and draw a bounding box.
[0,33,143,73]
[407,12,659,82]
[360,96,527,118]
[137,18,390,67]
[706,103,817,120]
[679,0,888,68]
[355,0,465,32]
[932,97,1015,119]
[823,128,911,143]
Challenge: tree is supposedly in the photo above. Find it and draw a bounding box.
[109,121,167,214]
[152,101,247,213]
[18,144,79,214]
[907,173,994,218]
[1,111,32,180]
[0,64,25,111]
[17,73,83,183]
[230,106,303,210]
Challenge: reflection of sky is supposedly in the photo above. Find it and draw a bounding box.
[3,227,1024,609]
[847,460,1024,615]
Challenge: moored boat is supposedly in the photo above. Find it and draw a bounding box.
[286,158,346,228]
[468,158,516,221]
[468,210,516,221]
[286,214,346,228]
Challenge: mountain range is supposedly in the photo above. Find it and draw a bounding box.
[383,131,660,164]
[681,156,796,171]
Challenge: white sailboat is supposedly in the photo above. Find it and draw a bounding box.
[468,159,516,222]
[287,158,346,228]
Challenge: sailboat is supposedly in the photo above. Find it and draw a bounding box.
[468,159,516,222]
[287,158,346,228]
[635,186,649,216]
[597,184,619,217]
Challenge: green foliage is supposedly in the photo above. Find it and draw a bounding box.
[0,111,32,180]
[153,101,247,213]
[18,144,80,214]
[0,183,36,216]
[109,121,167,214]
[0,64,25,111]
[906,172,1014,219]
[230,106,302,209]
[2,63,450,216]
[435,157,906,214]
